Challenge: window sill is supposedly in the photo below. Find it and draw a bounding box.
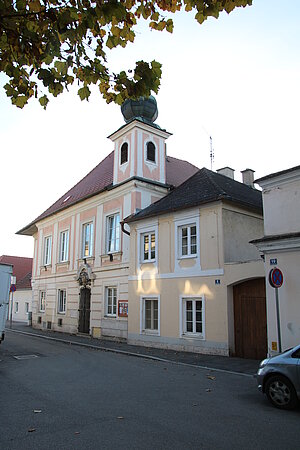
[141,259,156,264]
[104,315,117,319]
[141,330,159,336]
[40,264,52,271]
[56,261,70,267]
[79,256,94,263]
[39,310,45,314]
[178,254,198,260]
[57,312,66,315]
[101,252,122,264]
[181,334,205,340]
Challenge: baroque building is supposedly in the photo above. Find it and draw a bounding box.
[18,97,198,340]
[19,97,266,358]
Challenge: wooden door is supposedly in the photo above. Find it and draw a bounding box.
[233,278,267,359]
[78,288,91,334]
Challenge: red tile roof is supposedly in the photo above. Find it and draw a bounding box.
[18,152,199,235]
[0,255,32,290]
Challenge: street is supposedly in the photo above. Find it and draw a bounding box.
[0,331,299,450]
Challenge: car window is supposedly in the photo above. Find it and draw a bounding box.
[291,349,300,358]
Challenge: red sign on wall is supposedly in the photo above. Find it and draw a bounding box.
[118,300,128,317]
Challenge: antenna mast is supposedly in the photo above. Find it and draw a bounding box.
[210,136,214,170]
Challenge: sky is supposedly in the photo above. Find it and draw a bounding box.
[1,0,300,258]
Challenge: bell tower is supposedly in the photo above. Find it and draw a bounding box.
[108,96,172,186]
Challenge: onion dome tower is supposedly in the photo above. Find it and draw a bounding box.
[108,96,171,186]
[121,96,159,126]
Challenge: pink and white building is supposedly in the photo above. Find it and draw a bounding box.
[18,97,198,339]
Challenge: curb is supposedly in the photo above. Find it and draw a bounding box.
[6,328,254,378]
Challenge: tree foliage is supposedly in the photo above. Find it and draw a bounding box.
[0,0,252,108]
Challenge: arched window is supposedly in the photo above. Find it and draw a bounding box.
[146,141,156,163]
[120,142,128,164]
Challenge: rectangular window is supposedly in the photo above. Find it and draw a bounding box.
[142,298,159,332]
[180,224,197,257]
[182,297,204,337]
[59,230,69,262]
[25,302,29,313]
[142,232,156,262]
[44,236,52,265]
[82,222,93,257]
[105,287,117,317]
[15,302,19,313]
[39,291,46,312]
[58,289,66,314]
[107,213,120,253]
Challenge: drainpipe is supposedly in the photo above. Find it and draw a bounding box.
[121,221,130,236]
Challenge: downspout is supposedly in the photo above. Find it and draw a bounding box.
[121,220,130,236]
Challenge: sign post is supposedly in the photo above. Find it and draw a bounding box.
[9,276,16,329]
[269,268,284,353]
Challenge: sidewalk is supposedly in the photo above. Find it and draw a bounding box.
[6,322,260,376]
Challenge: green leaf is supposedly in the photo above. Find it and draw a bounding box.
[78,86,91,101]
[12,96,28,108]
[39,95,49,109]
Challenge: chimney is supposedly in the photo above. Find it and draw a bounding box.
[216,167,235,180]
[241,169,255,188]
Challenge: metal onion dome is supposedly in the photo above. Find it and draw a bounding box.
[121,96,158,124]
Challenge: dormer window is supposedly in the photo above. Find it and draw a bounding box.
[146,141,156,163]
[120,142,128,165]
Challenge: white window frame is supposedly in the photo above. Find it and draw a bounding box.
[82,222,94,258]
[174,213,201,273]
[39,291,46,312]
[25,302,29,314]
[137,222,158,270]
[43,235,52,266]
[105,286,117,317]
[106,212,121,254]
[141,231,156,262]
[59,229,69,262]
[144,139,157,166]
[180,295,205,339]
[179,223,197,258]
[140,295,160,336]
[57,289,66,314]
[120,141,129,166]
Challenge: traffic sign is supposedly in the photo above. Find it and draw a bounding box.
[269,268,284,288]
[10,284,16,292]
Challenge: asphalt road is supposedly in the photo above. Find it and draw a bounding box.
[0,331,299,450]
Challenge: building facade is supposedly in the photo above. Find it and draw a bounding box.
[252,166,300,355]
[18,97,198,340]
[0,255,32,323]
[125,167,266,357]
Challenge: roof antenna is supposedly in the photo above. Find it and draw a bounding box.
[210,136,214,171]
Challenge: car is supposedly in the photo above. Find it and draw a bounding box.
[256,344,300,410]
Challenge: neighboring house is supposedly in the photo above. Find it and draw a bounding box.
[124,167,266,358]
[251,165,300,355]
[17,97,199,339]
[0,255,32,322]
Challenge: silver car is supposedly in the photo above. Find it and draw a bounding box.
[256,344,300,409]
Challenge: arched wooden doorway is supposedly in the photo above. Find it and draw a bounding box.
[78,288,91,334]
[233,278,267,359]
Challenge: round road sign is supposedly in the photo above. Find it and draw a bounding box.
[269,268,284,288]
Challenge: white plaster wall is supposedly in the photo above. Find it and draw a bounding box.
[11,289,32,322]
[262,179,300,235]
[265,251,300,355]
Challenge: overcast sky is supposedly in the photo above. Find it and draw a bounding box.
[1,0,299,258]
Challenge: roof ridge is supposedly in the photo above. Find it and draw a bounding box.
[203,168,229,198]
